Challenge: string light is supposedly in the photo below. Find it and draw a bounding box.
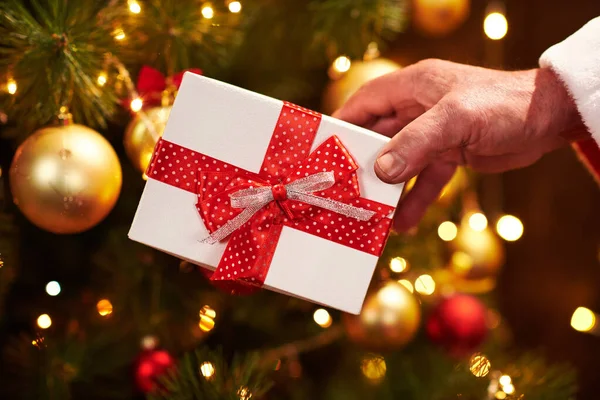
[468,212,488,232]
[113,28,126,41]
[237,386,252,400]
[97,299,113,316]
[469,353,491,377]
[438,221,457,241]
[332,56,351,73]
[37,314,52,329]
[398,279,414,293]
[128,0,141,14]
[201,4,215,19]
[571,307,596,332]
[484,12,508,40]
[130,97,143,112]
[200,361,215,379]
[45,281,61,296]
[228,1,242,13]
[97,73,107,86]
[199,305,216,332]
[496,215,523,241]
[313,308,332,328]
[7,78,17,95]
[360,355,386,381]
[389,256,408,273]
[414,274,435,295]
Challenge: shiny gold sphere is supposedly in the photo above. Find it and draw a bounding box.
[322,58,401,115]
[124,106,171,173]
[343,281,421,351]
[9,124,122,234]
[413,0,470,37]
[451,223,504,281]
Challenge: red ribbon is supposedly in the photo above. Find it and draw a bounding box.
[135,66,203,108]
[146,102,395,293]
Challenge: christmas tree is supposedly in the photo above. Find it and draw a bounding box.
[0,1,593,399]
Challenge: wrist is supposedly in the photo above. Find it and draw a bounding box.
[533,67,590,142]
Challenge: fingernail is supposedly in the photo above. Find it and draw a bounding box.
[376,152,406,181]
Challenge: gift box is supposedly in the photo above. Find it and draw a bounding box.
[128,72,404,314]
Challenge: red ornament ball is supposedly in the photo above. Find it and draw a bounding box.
[426,294,488,357]
[135,349,175,393]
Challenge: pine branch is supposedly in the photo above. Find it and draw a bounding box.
[0,0,127,130]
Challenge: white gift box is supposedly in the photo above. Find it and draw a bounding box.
[128,72,404,314]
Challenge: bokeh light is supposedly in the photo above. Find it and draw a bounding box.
[484,12,508,40]
[332,56,351,73]
[202,4,215,19]
[97,299,113,316]
[45,281,61,296]
[398,279,414,293]
[389,257,408,273]
[113,28,126,41]
[200,361,215,379]
[7,78,17,95]
[496,215,523,241]
[414,274,435,295]
[468,212,488,232]
[313,308,332,328]
[361,355,386,381]
[438,221,457,241]
[228,1,242,13]
[37,314,52,329]
[130,97,143,112]
[199,305,216,332]
[128,0,141,13]
[469,353,491,377]
[571,307,596,332]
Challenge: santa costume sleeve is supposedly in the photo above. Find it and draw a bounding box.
[539,16,600,184]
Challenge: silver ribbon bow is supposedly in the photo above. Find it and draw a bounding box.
[200,171,376,244]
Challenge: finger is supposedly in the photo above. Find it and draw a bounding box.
[393,161,457,232]
[333,66,420,127]
[375,103,466,184]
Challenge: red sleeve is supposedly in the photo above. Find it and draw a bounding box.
[572,139,600,184]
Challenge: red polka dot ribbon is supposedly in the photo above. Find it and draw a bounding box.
[146,102,395,292]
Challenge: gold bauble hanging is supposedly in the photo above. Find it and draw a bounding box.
[9,124,122,234]
[124,106,171,173]
[343,281,420,351]
[450,222,504,281]
[322,58,401,115]
[413,0,470,37]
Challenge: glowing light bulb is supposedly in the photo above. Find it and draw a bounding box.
[414,274,435,295]
[228,1,242,13]
[200,361,215,378]
[113,28,126,41]
[484,12,508,40]
[97,299,113,316]
[398,279,414,293]
[37,314,52,329]
[571,307,596,332]
[468,212,488,232]
[199,305,216,332]
[496,215,523,241]
[45,281,61,296]
[438,221,457,241]
[389,257,408,273]
[313,308,332,328]
[130,97,143,112]
[202,4,215,19]
[7,78,17,95]
[97,73,107,86]
[128,0,141,14]
[332,56,351,73]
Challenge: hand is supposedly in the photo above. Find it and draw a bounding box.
[333,59,588,231]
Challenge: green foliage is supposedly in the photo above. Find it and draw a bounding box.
[149,348,273,400]
[0,0,125,131]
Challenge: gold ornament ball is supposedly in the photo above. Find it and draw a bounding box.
[413,0,470,37]
[343,281,421,351]
[322,58,401,115]
[9,124,122,234]
[451,223,504,280]
[124,106,171,173]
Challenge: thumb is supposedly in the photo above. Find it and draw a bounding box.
[375,104,465,183]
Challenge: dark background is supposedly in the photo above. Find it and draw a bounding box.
[386,1,600,398]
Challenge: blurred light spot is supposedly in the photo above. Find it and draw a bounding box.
[451,251,473,274]
[468,212,488,232]
[484,12,508,40]
[398,279,414,293]
[130,97,143,112]
[97,299,113,316]
[202,4,215,19]
[200,361,215,378]
[469,353,491,377]
[7,78,17,95]
[389,256,408,273]
[361,355,386,381]
[438,221,457,241]
[571,307,596,332]
[45,281,61,296]
[128,0,141,13]
[37,314,52,329]
[97,73,107,86]
[496,215,523,241]
[199,305,216,332]
[332,56,351,73]
[228,1,242,13]
[313,308,332,328]
[415,274,435,295]
[113,28,126,40]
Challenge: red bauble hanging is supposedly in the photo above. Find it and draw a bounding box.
[426,294,488,357]
[135,349,176,393]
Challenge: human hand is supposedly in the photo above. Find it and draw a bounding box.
[333,59,588,231]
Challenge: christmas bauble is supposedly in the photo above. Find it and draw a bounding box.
[426,294,487,357]
[413,0,470,37]
[322,58,401,115]
[451,221,504,280]
[124,106,171,173]
[343,281,420,351]
[9,124,122,234]
[135,349,175,393]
